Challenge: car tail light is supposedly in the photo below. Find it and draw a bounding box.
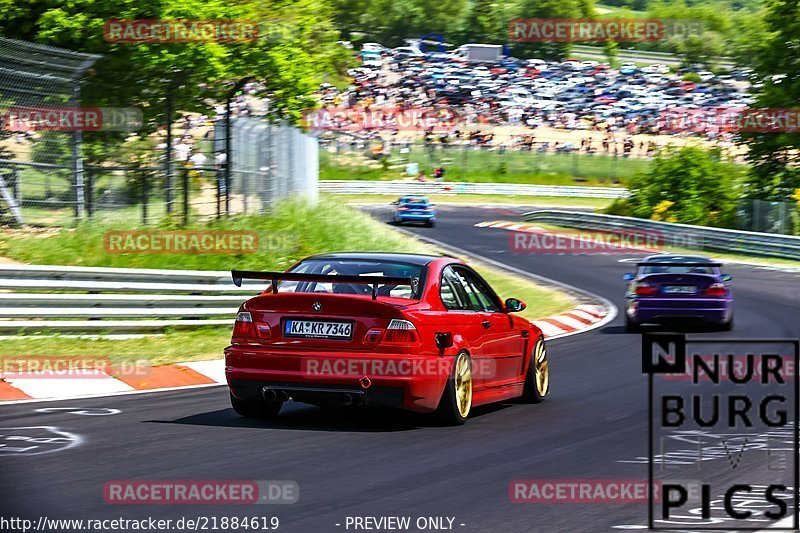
[703,283,727,297]
[635,282,658,296]
[382,319,420,344]
[232,311,257,343]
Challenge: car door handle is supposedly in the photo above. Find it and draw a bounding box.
[482,320,491,329]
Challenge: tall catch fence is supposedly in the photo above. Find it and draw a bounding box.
[0,39,318,227]
[319,134,653,186]
[0,38,100,226]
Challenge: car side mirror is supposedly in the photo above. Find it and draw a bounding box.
[505,298,526,313]
[721,274,732,282]
[623,273,635,281]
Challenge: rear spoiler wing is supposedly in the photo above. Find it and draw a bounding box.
[635,262,722,267]
[230,270,413,300]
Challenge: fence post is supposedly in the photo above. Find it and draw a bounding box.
[72,82,85,223]
[164,82,174,215]
[225,77,256,216]
[182,165,189,226]
[85,168,93,218]
[215,167,222,219]
[11,166,19,208]
[141,168,148,225]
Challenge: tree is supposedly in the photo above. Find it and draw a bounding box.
[510,0,595,60]
[0,0,348,136]
[458,0,514,45]
[665,32,725,67]
[603,39,619,68]
[740,0,800,202]
[643,0,737,58]
[625,145,742,227]
[357,0,468,46]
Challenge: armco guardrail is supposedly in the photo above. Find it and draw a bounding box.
[0,265,266,333]
[320,180,628,199]
[521,210,800,261]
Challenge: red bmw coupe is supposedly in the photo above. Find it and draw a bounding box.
[224,252,549,425]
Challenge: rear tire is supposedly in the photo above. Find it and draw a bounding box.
[721,314,734,331]
[230,393,284,419]
[427,220,435,228]
[521,336,549,403]
[434,351,472,426]
[625,314,641,333]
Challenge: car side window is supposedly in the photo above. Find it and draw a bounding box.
[453,270,484,311]
[441,267,471,310]
[440,273,460,309]
[454,267,499,312]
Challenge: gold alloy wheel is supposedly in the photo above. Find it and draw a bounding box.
[454,352,473,418]
[534,340,549,397]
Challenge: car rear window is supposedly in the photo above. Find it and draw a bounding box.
[639,257,715,275]
[400,197,428,206]
[280,259,424,299]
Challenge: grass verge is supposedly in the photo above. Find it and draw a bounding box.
[321,147,646,186]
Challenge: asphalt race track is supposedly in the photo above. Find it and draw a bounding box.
[2,205,799,533]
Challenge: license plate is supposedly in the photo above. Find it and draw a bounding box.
[284,320,353,339]
[664,285,697,294]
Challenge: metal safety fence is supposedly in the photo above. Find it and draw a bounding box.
[0,39,318,228]
[319,180,628,198]
[522,210,800,261]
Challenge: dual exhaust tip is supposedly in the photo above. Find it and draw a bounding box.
[262,387,366,406]
[342,393,365,407]
[263,389,289,402]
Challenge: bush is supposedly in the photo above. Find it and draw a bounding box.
[604,197,633,217]
[682,72,702,83]
[627,145,742,227]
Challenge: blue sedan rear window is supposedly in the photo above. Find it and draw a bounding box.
[399,197,429,206]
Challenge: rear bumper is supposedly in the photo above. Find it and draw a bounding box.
[627,297,733,324]
[229,379,405,409]
[225,346,451,413]
[396,212,436,221]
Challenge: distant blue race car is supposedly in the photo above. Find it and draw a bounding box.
[391,196,436,227]
[623,254,734,332]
